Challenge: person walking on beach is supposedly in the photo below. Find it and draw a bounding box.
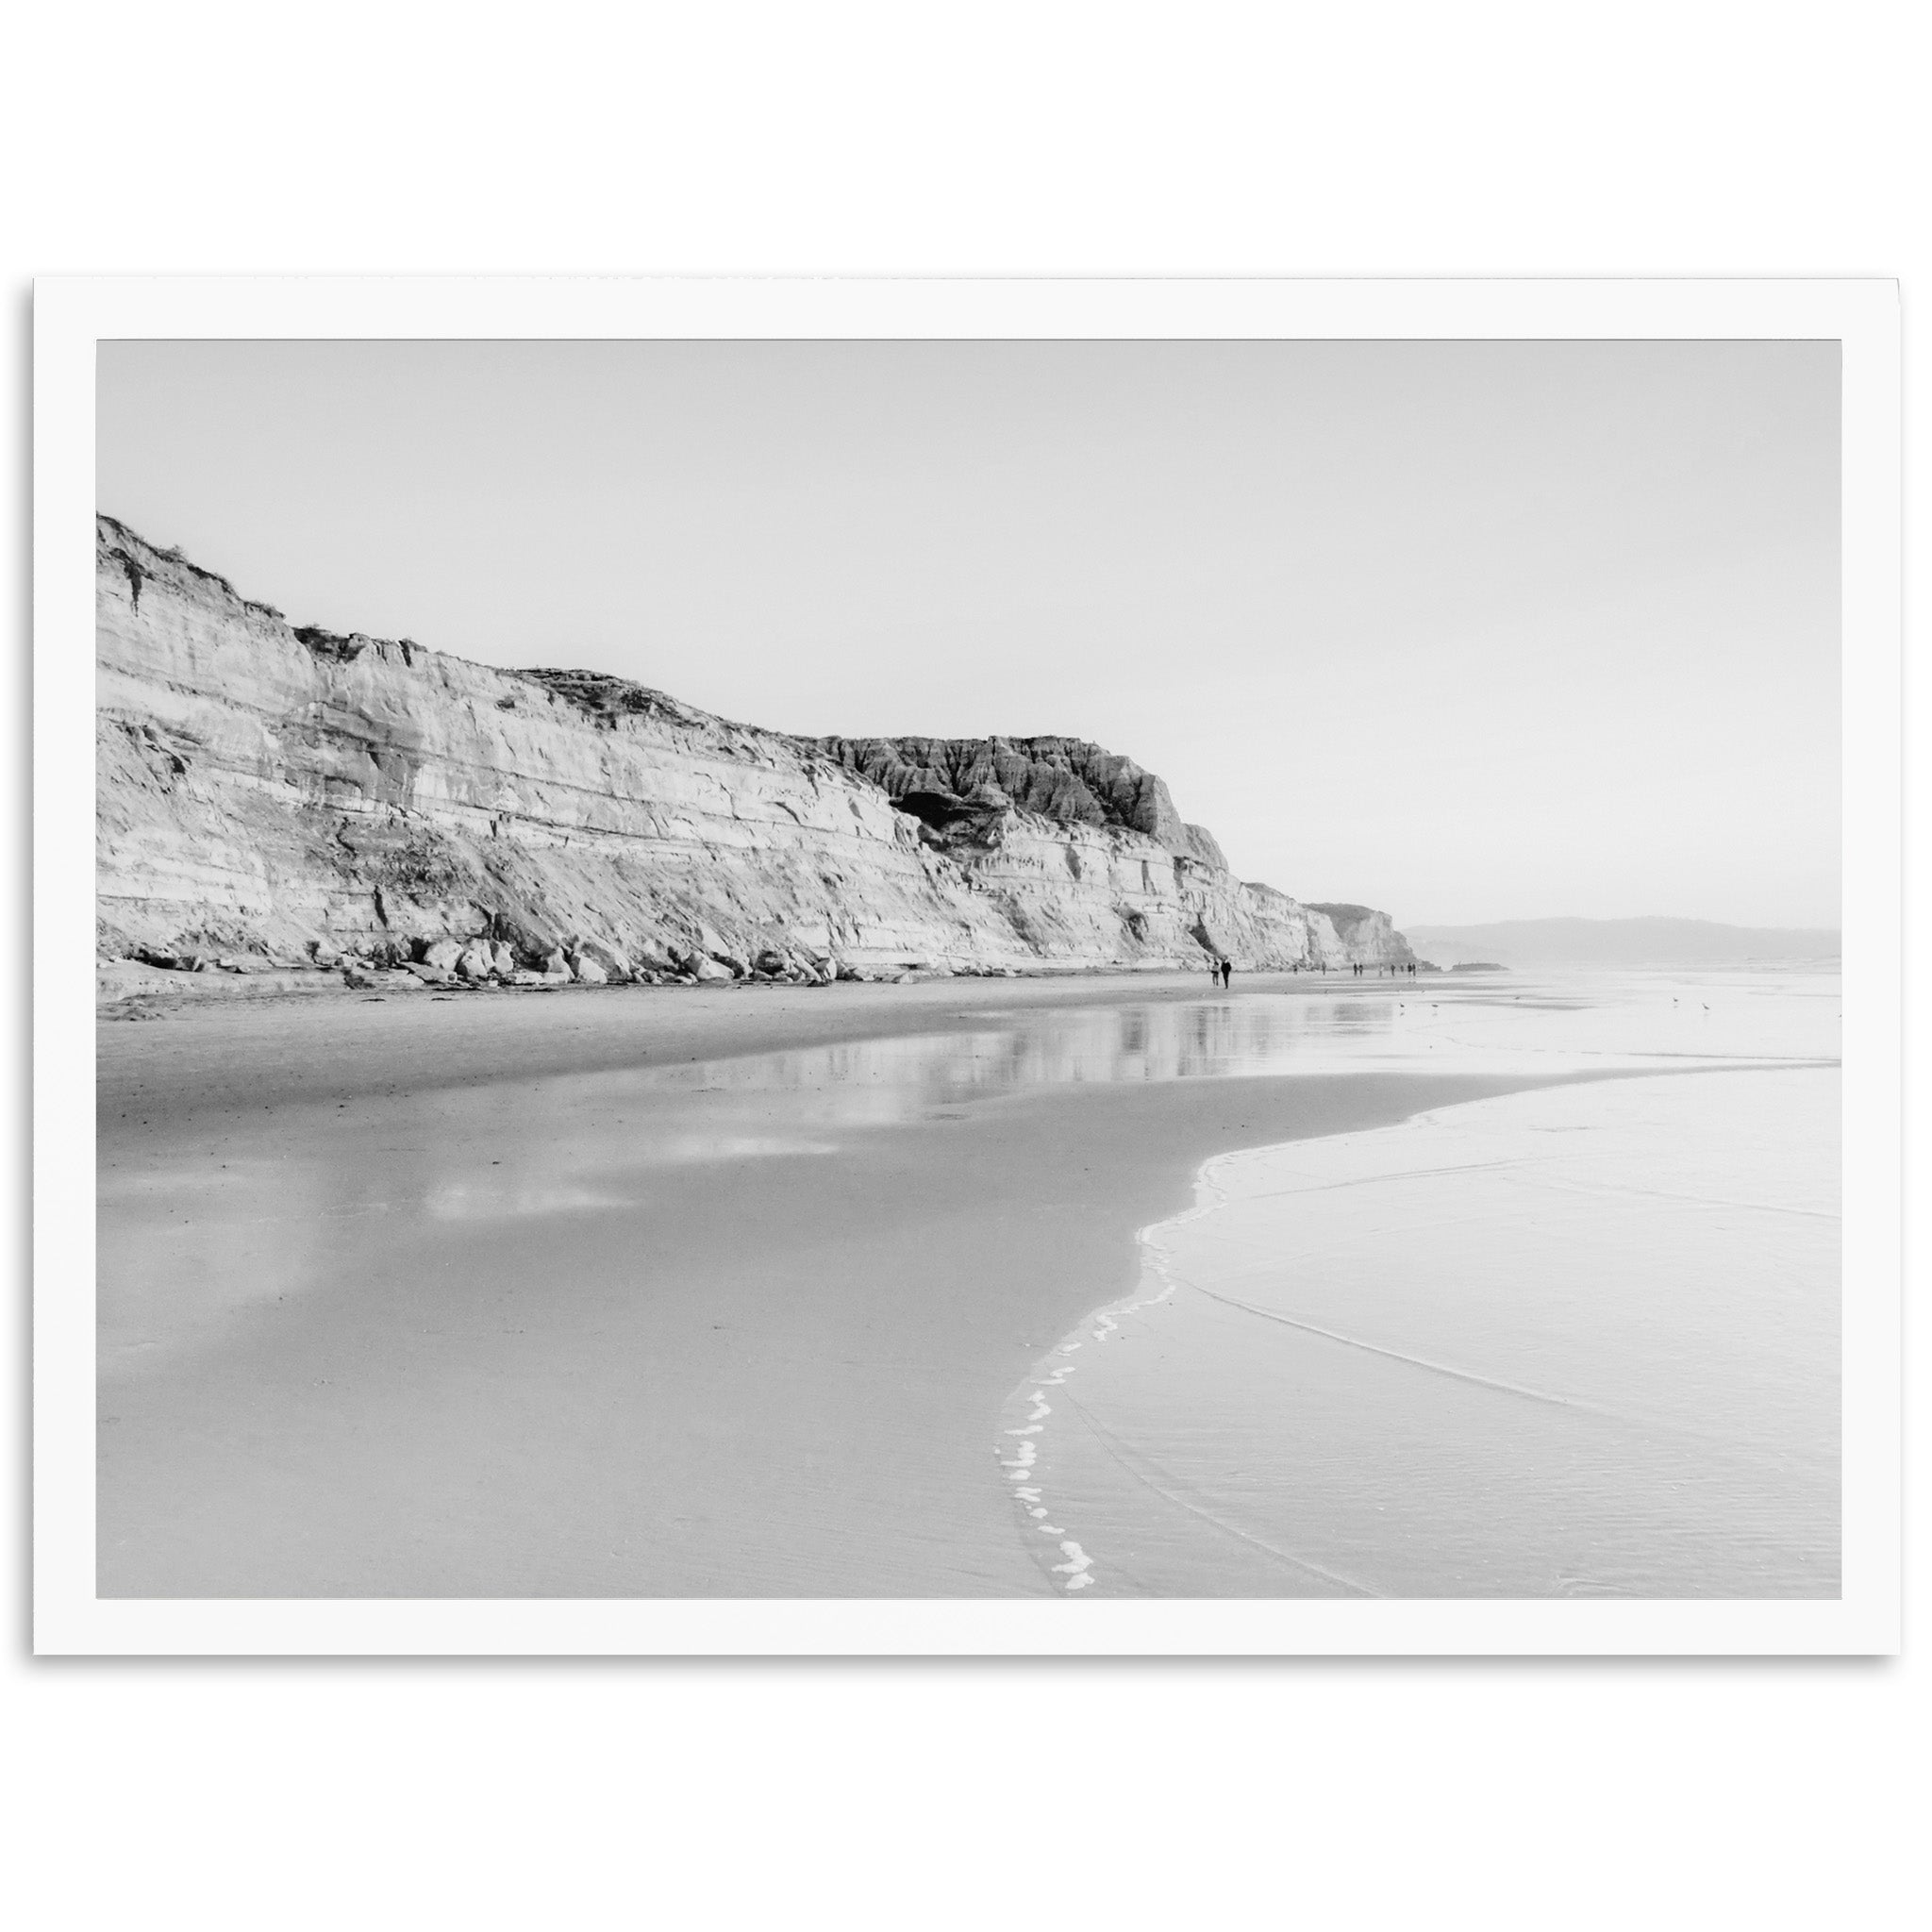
[1221,958,1233,990]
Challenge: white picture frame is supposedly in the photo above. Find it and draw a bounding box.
[36,275,1901,1656]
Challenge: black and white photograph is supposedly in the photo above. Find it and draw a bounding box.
[9,9,1924,1926]
[53,307,1883,1627]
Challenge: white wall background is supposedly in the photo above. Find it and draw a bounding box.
[6,4,1924,1929]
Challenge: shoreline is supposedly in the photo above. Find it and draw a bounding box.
[1003,1062,1840,1599]
[96,977,1607,1598]
[99,966,1441,1124]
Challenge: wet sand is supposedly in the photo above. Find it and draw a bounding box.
[99,968,1409,1117]
[97,973,1591,1597]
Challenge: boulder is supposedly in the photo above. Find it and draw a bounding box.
[573,938,630,983]
[698,945,749,978]
[491,942,517,976]
[571,954,609,985]
[689,956,735,985]
[419,938,464,971]
[456,940,496,981]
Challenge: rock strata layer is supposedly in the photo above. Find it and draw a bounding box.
[95,516,1416,986]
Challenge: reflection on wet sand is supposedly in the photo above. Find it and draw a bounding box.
[648,994,1399,1111]
[101,996,1412,1376]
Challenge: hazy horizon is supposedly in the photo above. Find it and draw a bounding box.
[98,339,1840,927]
[1406,923,1839,946]
[1404,913,1840,970]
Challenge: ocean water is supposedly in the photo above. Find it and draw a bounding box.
[997,970,1840,1598]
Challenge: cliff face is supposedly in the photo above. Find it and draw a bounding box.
[1305,904,1417,967]
[818,736,1229,868]
[95,516,1413,984]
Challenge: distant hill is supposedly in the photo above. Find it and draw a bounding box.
[1406,917,1840,968]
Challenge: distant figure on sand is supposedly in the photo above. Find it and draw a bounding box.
[1221,958,1233,990]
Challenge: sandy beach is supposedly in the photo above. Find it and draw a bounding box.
[98,970,1608,1597]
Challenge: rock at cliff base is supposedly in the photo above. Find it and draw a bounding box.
[573,938,630,982]
[570,955,609,985]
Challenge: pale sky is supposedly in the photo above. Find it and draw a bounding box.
[97,338,1840,928]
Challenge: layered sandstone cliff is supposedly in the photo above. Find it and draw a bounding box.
[1305,904,1413,963]
[94,516,1414,986]
[818,736,1230,868]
